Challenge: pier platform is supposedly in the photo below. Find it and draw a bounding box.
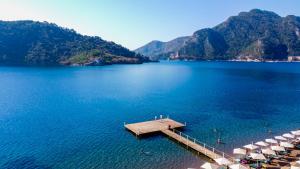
[125,118,184,136]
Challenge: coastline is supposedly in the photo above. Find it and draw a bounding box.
[166,58,300,63]
[2,58,300,67]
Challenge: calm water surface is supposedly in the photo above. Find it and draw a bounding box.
[0,61,300,169]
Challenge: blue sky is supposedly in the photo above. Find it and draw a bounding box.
[1,0,300,50]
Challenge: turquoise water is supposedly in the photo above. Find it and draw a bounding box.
[0,61,300,169]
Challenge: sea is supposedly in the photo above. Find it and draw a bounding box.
[0,61,300,169]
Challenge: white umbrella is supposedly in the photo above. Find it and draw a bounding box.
[296,160,300,164]
[255,141,269,147]
[275,136,287,141]
[233,148,246,155]
[261,148,276,156]
[243,144,258,150]
[265,139,278,144]
[201,162,220,169]
[291,130,300,136]
[280,141,294,148]
[229,164,249,169]
[214,157,232,166]
[292,166,300,169]
[283,133,295,139]
[271,145,285,152]
[250,153,266,160]
[291,163,300,169]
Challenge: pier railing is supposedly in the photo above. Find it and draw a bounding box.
[170,128,235,161]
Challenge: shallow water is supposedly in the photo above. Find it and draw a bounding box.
[0,61,300,169]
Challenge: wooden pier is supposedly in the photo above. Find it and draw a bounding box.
[125,117,233,162]
[124,118,185,136]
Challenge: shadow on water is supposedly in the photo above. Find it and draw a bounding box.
[125,128,187,139]
[2,156,52,169]
[217,67,300,86]
[126,129,162,139]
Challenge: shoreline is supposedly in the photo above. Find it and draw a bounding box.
[166,58,300,63]
[2,59,300,67]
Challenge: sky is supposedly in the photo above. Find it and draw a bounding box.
[1,0,300,50]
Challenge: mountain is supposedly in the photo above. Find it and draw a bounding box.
[136,9,300,61]
[0,20,149,66]
[135,36,189,60]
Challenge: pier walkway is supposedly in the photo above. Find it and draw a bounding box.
[125,117,234,162]
[161,129,222,160]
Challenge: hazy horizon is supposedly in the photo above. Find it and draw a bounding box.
[1,0,300,50]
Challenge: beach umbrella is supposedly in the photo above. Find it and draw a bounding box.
[229,164,249,169]
[250,153,266,160]
[233,148,246,155]
[292,166,300,169]
[296,161,300,164]
[275,136,287,141]
[291,163,300,169]
[283,133,295,139]
[201,162,220,169]
[243,144,258,150]
[250,153,266,167]
[271,145,285,152]
[280,141,294,148]
[291,130,300,136]
[255,141,269,147]
[265,139,278,144]
[214,157,232,166]
[261,148,276,156]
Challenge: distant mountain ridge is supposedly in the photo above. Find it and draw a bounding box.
[136,9,300,61]
[0,20,149,66]
[135,36,189,60]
